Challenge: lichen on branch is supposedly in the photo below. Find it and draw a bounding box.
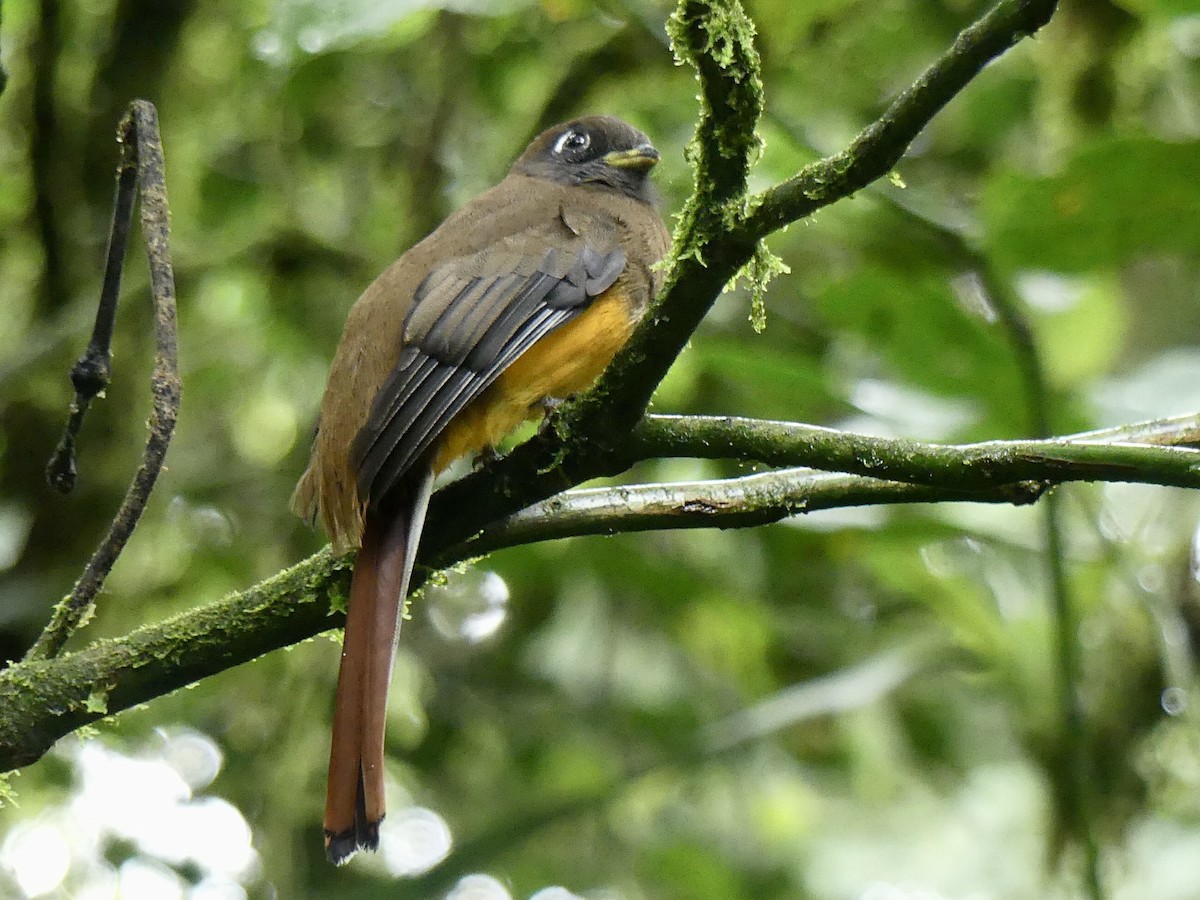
[3,0,1071,776]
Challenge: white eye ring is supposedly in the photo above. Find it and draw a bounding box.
[553,129,590,155]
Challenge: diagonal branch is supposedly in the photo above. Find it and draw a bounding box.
[740,0,1060,239]
[2,551,350,769]
[607,0,1060,418]
[594,0,764,423]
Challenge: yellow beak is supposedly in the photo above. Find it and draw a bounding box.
[603,144,660,170]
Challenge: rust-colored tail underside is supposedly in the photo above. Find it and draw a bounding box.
[323,474,431,864]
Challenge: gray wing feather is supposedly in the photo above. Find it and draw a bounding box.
[351,240,626,505]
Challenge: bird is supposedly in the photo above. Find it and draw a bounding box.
[292,114,670,864]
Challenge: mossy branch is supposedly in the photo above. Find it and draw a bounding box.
[419,0,1064,546]
[592,0,1060,426]
[6,0,1070,770]
[740,0,1060,239]
[1,551,350,770]
[592,0,765,424]
[5,412,1199,771]
[628,414,1200,491]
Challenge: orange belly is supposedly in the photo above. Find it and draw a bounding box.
[431,287,635,472]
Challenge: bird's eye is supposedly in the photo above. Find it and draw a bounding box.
[552,129,590,155]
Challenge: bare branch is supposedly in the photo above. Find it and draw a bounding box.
[29,101,181,662]
[455,469,1039,560]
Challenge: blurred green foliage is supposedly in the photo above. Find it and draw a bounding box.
[3,0,1200,898]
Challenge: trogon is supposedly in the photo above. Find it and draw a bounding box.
[292,115,670,863]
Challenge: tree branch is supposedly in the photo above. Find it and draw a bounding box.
[592,0,764,423]
[29,101,182,663]
[629,414,1200,491]
[452,469,1039,560]
[5,411,1198,771]
[1,551,349,769]
[412,0,1064,561]
[740,0,1059,240]
[6,0,1070,773]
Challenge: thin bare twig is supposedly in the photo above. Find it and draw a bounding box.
[28,100,181,662]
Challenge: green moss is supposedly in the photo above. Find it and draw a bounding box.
[666,0,765,218]
[733,241,791,334]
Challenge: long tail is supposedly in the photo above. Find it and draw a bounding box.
[324,468,434,865]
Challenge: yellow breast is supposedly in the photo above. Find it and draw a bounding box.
[431,287,636,472]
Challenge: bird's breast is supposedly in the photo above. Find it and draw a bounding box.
[430,284,637,472]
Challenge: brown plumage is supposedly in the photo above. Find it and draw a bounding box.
[292,115,670,864]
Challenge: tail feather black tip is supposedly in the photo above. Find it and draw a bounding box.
[324,821,380,865]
